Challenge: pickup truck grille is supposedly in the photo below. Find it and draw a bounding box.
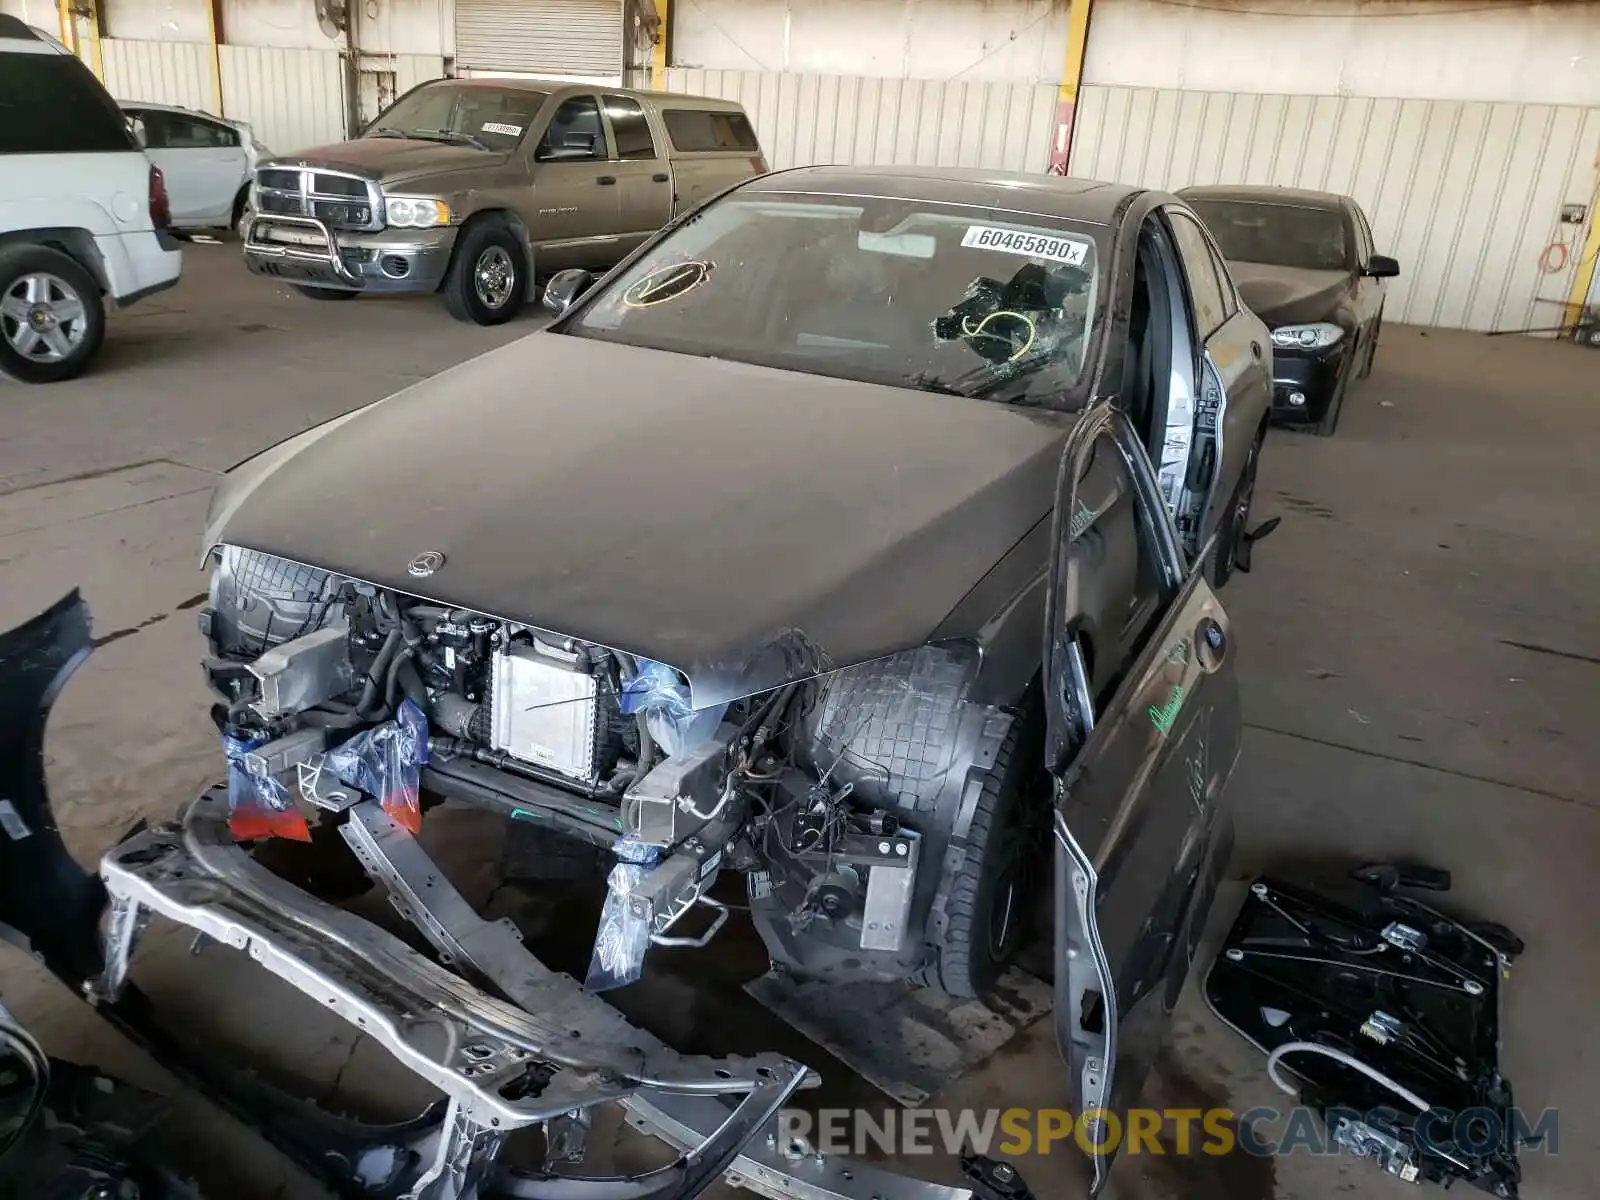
[254,167,382,232]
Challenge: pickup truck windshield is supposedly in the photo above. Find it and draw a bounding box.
[365,83,546,153]
[563,192,1103,409]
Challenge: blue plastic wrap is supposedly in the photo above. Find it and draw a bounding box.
[224,729,310,842]
[584,837,661,992]
[324,699,431,832]
[619,659,729,759]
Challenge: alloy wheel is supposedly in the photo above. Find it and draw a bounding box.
[473,246,516,310]
[1,273,89,363]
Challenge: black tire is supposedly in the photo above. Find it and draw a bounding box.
[1206,428,1263,589]
[1361,309,1383,378]
[231,185,253,237]
[443,219,527,326]
[1315,364,1349,437]
[294,285,358,301]
[928,706,1049,999]
[0,244,106,384]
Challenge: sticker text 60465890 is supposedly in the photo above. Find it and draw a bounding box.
[961,225,1090,267]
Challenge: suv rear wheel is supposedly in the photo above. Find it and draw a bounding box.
[0,245,106,384]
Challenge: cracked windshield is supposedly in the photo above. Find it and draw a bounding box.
[567,193,1102,409]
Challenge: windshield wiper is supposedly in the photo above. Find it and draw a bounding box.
[411,128,491,151]
[906,371,974,397]
[367,128,410,139]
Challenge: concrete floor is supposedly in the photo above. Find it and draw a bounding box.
[2,242,1596,1199]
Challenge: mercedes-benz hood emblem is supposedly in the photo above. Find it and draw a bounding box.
[407,550,446,578]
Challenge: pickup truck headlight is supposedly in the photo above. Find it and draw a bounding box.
[384,196,452,229]
[1270,322,1345,350]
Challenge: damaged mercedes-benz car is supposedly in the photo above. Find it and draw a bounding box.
[3,167,1267,1199]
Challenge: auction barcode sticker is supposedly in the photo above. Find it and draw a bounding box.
[481,122,524,137]
[961,224,1090,266]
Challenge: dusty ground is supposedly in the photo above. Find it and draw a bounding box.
[1,242,1595,1199]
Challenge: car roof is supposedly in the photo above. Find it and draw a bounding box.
[1178,183,1347,212]
[0,14,69,53]
[742,165,1145,227]
[411,76,743,109]
[119,99,234,121]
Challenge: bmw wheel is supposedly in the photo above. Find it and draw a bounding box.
[0,245,106,385]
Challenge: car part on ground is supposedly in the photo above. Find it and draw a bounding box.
[1,591,1040,1200]
[0,1001,203,1200]
[1206,871,1529,1198]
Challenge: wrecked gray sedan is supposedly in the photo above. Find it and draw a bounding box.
[3,167,1257,1199]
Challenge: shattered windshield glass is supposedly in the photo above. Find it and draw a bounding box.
[563,192,1103,409]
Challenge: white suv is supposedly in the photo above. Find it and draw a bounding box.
[0,17,183,383]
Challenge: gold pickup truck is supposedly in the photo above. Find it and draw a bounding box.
[241,79,766,324]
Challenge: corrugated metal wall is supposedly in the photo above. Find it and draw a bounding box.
[98,39,350,154]
[218,46,346,152]
[660,67,1057,175]
[101,39,217,113]
[1071,86,1600,333]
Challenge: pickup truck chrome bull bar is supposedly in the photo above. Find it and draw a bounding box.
[242,212,362,285]
[95,787,999,1200]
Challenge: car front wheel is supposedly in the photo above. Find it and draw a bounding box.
[443,220,527,325]
[0,245,107,384]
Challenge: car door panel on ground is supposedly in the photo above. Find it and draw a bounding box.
[1164,207,1271,555]
[136,110,245,227]
[600,94,673,252]
[1045,407,1241,1193]
[529,94,624,272]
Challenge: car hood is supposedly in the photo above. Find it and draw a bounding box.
[264,139,508,185]
[203,335,1070,707]
[1229,262,1351,328]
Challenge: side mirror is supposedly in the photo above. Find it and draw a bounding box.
[542,268,593,316]
[1366,254,1400,279]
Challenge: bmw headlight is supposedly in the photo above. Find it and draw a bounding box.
[1270,323,1345,350]
[384,196,452,229]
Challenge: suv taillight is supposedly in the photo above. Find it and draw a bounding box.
[149,165,171,229]
[750,153,769,175]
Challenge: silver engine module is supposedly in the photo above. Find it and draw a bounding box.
[489,639,599,783]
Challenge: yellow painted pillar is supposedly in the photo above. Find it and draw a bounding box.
[55,0,79,56]
[1563,185,1600,333]
[1047,0,1095,176]
[650,0,669,90]
[205,0,226,115]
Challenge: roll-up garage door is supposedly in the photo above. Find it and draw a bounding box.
[455,0,623,78]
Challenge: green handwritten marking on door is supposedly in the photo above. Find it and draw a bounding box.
[1148,686,1186,735]
[1070,499,1098,537]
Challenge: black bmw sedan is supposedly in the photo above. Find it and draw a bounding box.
[1180,184,1399,436]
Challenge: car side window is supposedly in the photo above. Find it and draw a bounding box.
[1207,239,1239,320]
[1166,211,1229,338]
[602,95,657,160]
[1069,428,1173,704]
[537,96,607,162]
[150,112,239,149]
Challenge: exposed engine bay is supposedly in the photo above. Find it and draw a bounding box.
[200,545,1022,994]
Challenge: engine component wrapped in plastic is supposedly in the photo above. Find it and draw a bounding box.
[619,658,728,760]
[324,699,430,833]
[224,727,311,842]
[585,837,661,992]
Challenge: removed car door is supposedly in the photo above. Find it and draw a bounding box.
[1044,403,1242,1194]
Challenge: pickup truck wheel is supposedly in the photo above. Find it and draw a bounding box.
[294,285,358,301]
[444,221,526,325]
[0,245,106,384]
